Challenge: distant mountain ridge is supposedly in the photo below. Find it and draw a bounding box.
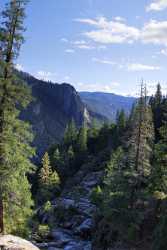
[17,72,135,157]
[80,91,136,121]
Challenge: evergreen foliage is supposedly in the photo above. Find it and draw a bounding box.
[37,152,60,205]
[0,0,35,236]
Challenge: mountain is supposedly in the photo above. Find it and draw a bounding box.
[80,92,136,121]
[19,72,105,157]
[18,72,135,157]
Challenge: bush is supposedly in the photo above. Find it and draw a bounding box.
[38,224,50,240]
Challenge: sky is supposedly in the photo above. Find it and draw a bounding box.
[1,0,167,96]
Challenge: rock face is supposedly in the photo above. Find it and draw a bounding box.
[80,91,135,121]
[18,72,106,157]
[0,235,39,250]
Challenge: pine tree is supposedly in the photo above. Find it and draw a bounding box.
[64,119,77,147]
[116,109,126,146]
[77,124,87,153]
[128,83,154,177]
[38,152,60,205]
[150,83,163,142]
[53,148,61,163]
[0,0,35,235]
[151,124,167,194]
[116,109,126,133]
[124,83,154,209]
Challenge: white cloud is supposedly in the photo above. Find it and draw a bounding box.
[65,49,75,53]
[160,48,167,55]
[61,38,68,43]
[92,57,161,72]
[36,71,57,81]
[76,17,139,44]
[141,20,167,46]
[72,40,87,45]
[113,16,126,22]
[15,64,24,71]
[76,17,167,47]
[127,63,161,71]
[92,57,117,65]
[72,40,95,50]
[77,44,95,49]
[71,39,106,50]
[64,76,71,81]
[75,81,120,93]
[146,0,167,11]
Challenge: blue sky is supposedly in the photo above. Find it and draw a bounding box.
[1,0,167,96]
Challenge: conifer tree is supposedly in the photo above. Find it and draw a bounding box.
[116,109,126,133]
[38,152,60,204]
[0,0,35,235]
[151,124,167,194]
[150,83,163,142]
[128,83,154,177]
[125,83,154,210]
[53,148,61,163]
[77,124,87,153]
[64,119,77,147]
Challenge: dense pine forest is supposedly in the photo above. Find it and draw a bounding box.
[0,1,167,250]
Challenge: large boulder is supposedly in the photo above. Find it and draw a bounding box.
[0,235,39,250]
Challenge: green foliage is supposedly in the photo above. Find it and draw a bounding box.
[64,119,77,147]
[77,124,88,153]
[43,201,52,213]
[150,123,167,196]
[0,0,35,236]
[153,215,167,250]
[37,152,60,205]
[150,83,163,142]
[91,186,103,207]
[37,224,50,240]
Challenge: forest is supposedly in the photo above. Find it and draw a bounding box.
[0,1,167,250]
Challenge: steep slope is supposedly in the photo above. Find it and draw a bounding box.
[80,92,135,121]
[19,72,105,157]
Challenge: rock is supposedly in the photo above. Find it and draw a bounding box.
[76,199,96,216]
[75,219,93,238]
[81,172,103,190]
[64,240,92,250]
[56,199,75,210]
[50,229,73,245]
[48,248,63,250]
[0,235,39,250]
[36,242,62,248]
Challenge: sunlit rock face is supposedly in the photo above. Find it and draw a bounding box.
[18,72,106,158]
[0,235,39,250]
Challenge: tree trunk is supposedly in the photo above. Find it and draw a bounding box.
[0,197,4,234]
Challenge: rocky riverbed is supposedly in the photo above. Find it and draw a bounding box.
[36,163,104,250]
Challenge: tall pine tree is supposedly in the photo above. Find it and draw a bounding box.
[150,83,163,142]
[0,0,35,235]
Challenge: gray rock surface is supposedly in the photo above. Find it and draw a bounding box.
[38,166,104,249]
[0,235,39,250]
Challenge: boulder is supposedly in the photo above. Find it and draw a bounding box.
[50,229,73,245]
[0,235,39,250]
[64,240,92,250]
[75,219,93,238]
